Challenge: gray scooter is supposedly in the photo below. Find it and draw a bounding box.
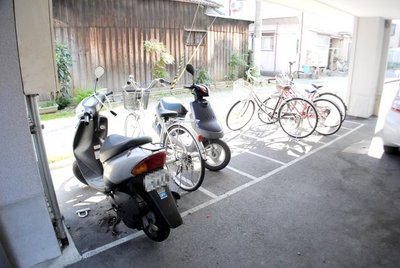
[72,67,182,242]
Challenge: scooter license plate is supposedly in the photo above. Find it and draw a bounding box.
[144,169,171,192]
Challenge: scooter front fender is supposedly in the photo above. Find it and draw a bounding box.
[146,186,183,228]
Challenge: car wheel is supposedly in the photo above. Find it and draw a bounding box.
[383,145,399,154]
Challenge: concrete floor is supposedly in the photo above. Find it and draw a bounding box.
[37,115,400,268]
[36,77,400,268]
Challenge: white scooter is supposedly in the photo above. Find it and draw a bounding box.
[72,66,182,242]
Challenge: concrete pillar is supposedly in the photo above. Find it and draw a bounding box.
[0,1,61,267]
[347,17,391,118]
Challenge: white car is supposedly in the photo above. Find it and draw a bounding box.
[383,87,400,154]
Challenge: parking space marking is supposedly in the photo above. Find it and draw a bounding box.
[246,151,286,165]
[226,166,258,180]
[180,122,365,217]
[81,232,144,260]
[344,120,363,125]
[198,187,219,199]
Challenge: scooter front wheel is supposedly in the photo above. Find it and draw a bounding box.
[203,139,231,171]
[72,161,88,185]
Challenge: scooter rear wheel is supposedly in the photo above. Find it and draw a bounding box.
[142,209,170,242]
[203,139,231,171]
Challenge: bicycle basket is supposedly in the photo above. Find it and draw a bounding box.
[123,89,150,111]
[275,73,292,92]
[233,78,253,99]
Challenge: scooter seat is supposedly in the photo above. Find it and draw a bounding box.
[157,106,178,119]
[100,134,152,162]
[160,97,188,116]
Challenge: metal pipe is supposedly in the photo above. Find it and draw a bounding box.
[26,94,68,247]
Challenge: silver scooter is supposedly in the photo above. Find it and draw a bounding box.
[72,66,182,242]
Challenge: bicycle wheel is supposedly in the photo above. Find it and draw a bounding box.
[278,98,318,139]
[317,92,347,122]
[258,95,281,124]
[163,124,205,192]
[124,113,142,137]
[226,100,255,131]
[313,98,343,136]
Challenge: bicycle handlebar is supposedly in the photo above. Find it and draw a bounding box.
[124,77,171,91]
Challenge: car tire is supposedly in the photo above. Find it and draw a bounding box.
[383,145,399,154]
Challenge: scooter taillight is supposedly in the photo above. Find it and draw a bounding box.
[131,151,166,176]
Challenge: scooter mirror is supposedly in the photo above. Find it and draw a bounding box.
[94,66,105,79]
[185,64,195,76]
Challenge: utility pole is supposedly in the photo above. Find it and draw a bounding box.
[253,0,262,76]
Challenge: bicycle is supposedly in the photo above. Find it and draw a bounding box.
[304,84,347,123]
[123,75,151,137]
[283,61,348,122]
[226,73,319,139]
[123,76,206,192]
[260,73,343,136]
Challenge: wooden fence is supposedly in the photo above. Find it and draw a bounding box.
[53,0,251,94]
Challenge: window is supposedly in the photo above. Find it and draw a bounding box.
[261,33,274,51]
[390,24,396,36]
[185,31,206,46]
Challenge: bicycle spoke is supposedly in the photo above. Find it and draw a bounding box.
[226,100,255,130]
[163,124,205,192]
[278,98,318,138]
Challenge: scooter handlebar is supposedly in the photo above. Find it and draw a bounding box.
[82,113,91,126]
[159,78,171,86]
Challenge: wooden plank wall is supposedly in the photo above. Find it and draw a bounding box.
[53,0,250,93]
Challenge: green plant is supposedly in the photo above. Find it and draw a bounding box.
[40,110,75,121]
[55,43,73,109]
[39,101,55,108]
[227,51,247,80]
[196,67,212,85]
[56,96,71,110]
[144,40,174,78]
[73,88,93,105]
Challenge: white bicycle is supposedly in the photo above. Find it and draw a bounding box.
[123,76,206,192]
[123,75,151,137]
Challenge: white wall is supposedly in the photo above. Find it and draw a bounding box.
[0,1,61,267]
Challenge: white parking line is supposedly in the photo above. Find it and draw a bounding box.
[246,151,286,165]
[198,187,219,199]
[226,166,257,180]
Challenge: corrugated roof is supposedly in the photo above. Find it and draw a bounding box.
[171,0,222,8]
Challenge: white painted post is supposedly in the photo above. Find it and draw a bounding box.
[347,17,391,118]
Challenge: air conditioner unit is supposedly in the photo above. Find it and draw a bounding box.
[230,1,242,11]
